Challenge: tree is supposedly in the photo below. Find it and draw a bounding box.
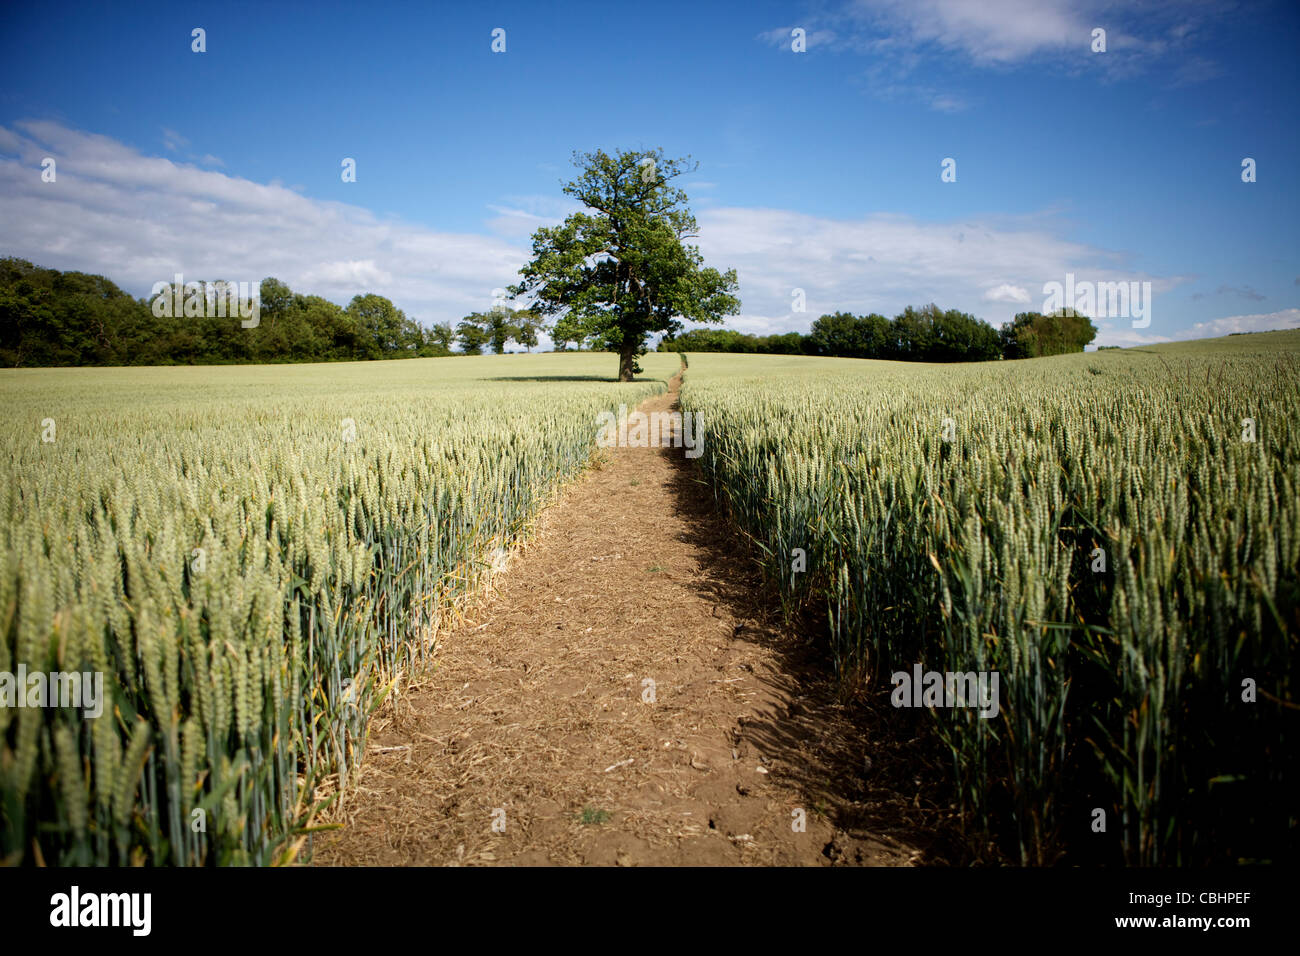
[1000,310,1097,359]
[762,331,808,355]
[486,309,518,354]
[513,309,543,351]
[347,294,420,358]
[657,327,750,352]
[930,306,1000,362]
[1000,313,1035,359]
[424,322,456,355]
[509,147,740,381]
[1046,308,1099,354]
[299,295,355,361]
[0,260,455,366]
[893,305,937,360]
[807,311,892,358]
[855,313,892,358]
[549,312,585,351]
[259,277,295,317]
[456,318,489,355]
[808,311,860,356]
[457,309,518,354]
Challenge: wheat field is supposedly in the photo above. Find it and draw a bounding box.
[679,331,1299,864]
[0,352,677,865]
[3,337,1296,866]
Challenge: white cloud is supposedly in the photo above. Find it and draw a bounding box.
[0,121,531,324]
[691,206,1158,332]
[928,93,969,113]
[1169,308,1300,341]
[1088,322,1170,348]
[484,195,583,238]
[0,121,1227,347]
[1089,308,1300,348]
[982,283,1031,304]
[840,0,1175,66]
[297,259,393,289]
[804,0,1228,110]
[161,127,189,152]
[865,0,1086,63]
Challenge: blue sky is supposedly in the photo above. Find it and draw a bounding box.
[1,0,1297,348]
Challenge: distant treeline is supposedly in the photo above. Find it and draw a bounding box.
[2,257,1097,367]
[0,258,558,367]
[0,258,459,366]
[660,306,1098,361]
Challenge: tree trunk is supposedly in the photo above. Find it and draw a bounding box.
[617,344,637,382]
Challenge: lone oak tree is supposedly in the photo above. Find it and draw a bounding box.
[508,148,740,381]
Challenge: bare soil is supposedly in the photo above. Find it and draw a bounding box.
[311,374,963,866]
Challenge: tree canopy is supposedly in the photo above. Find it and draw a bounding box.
[999,310,1098,358]
[452,306,545,354]
[663,305,1001,362]
[509,148,741,380]
[0,258,451,366]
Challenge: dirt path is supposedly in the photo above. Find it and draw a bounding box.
[312,375,954,866]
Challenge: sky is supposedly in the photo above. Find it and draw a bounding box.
[1,0,1297,349]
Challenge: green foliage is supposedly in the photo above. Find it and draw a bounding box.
[426,322,456,354]
[0,257,159,366]
[0,258,447,367]
[1001,310,1098,359]
[808,311,892,358]
[577,806,611,825]
[509,148,740,380]
[453,307,545,354]
[512,309,543,352]
[484,309,517,355]
[549,312,586,351]
[345,294,422,358]
[659,327,807,355]
[661,305,1002,362]
[455,318,489,355]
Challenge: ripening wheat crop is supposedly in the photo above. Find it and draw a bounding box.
[679,332,1299,865]
[0,353,675,865]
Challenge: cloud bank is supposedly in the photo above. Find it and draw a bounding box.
[2,120,1276,350]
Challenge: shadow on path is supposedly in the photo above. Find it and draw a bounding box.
[654,392,972,865]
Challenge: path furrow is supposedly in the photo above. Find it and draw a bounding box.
[313,376,941,866]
